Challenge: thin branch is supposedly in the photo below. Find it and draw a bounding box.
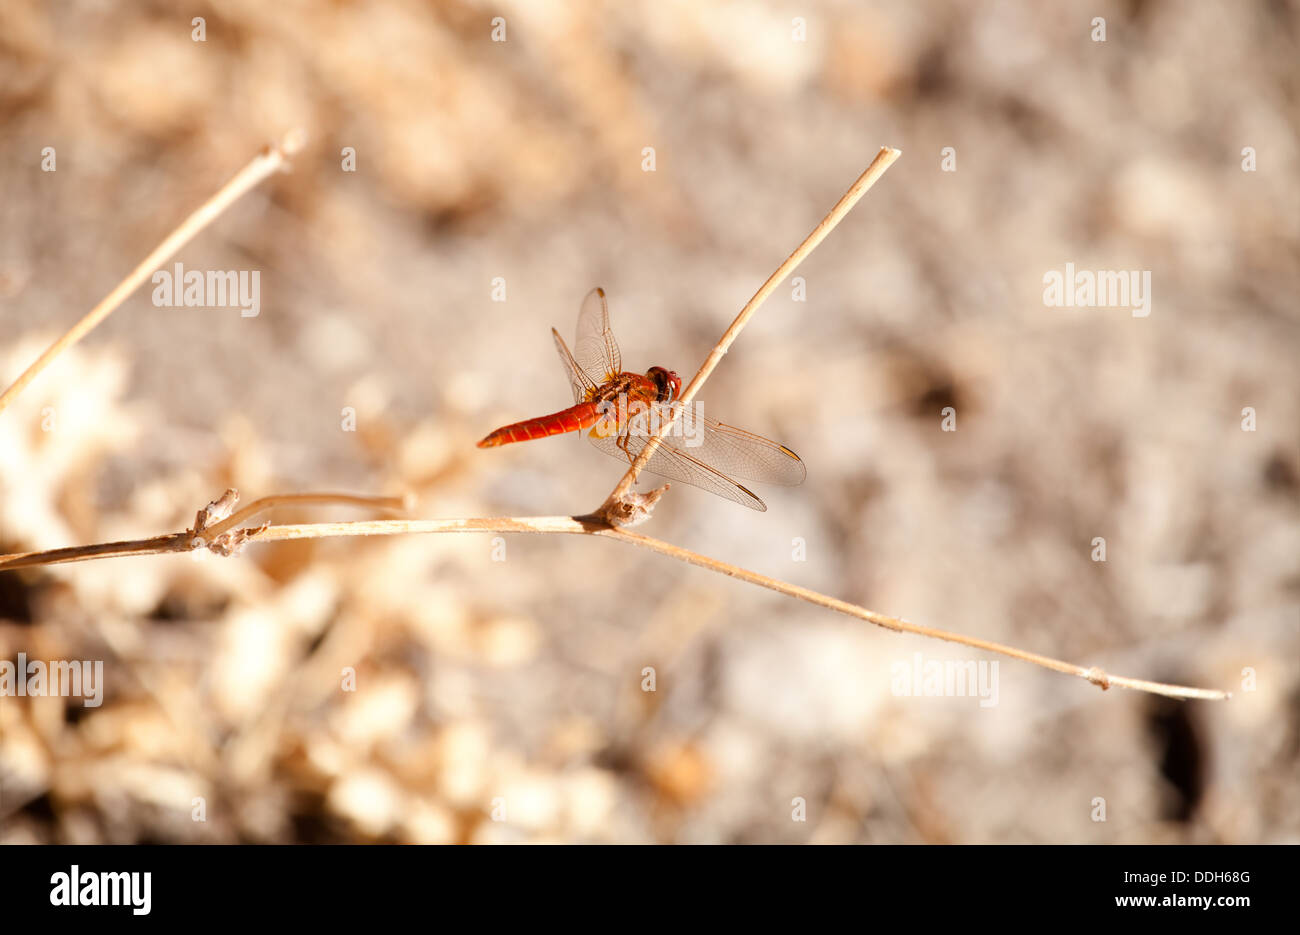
[599,146,902,519]
[0,533,192,569]
[0,510,1230,702]
[198,491,410,540]
[0,130,306,416]
[0,490,402,569]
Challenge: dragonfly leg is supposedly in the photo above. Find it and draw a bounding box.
[615,423,634,464]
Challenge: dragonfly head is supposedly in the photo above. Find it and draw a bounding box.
[647,366,681,403]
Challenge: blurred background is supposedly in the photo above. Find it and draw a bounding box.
[0,0,1297,843]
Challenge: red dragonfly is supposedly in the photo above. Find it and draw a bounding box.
[477,288,806,510]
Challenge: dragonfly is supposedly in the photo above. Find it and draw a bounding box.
[477,287,806,510]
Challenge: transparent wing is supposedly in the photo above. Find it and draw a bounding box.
[587,403,805,511]
[678,410,808,487]
[573,287,622,383]
[588,428,769,511]
[553,328,600,404]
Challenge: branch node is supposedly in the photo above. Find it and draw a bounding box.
[191,488,240,535]
[595,484,670,528]
[208,522,270,557]
[1084,667,1111,690]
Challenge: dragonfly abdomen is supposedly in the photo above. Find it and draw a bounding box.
[476,403,601,447]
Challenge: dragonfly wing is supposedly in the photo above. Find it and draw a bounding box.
[587,425,768,511]
[553,328,600,404]
[673,409,807,486]
[573,287,623,383]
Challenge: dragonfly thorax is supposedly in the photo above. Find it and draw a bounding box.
[589,372,643,404]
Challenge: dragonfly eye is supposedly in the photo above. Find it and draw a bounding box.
[648,366,680,403]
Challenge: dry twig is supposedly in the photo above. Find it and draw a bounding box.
[0,508,1229,701]
[0,130,305,416]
